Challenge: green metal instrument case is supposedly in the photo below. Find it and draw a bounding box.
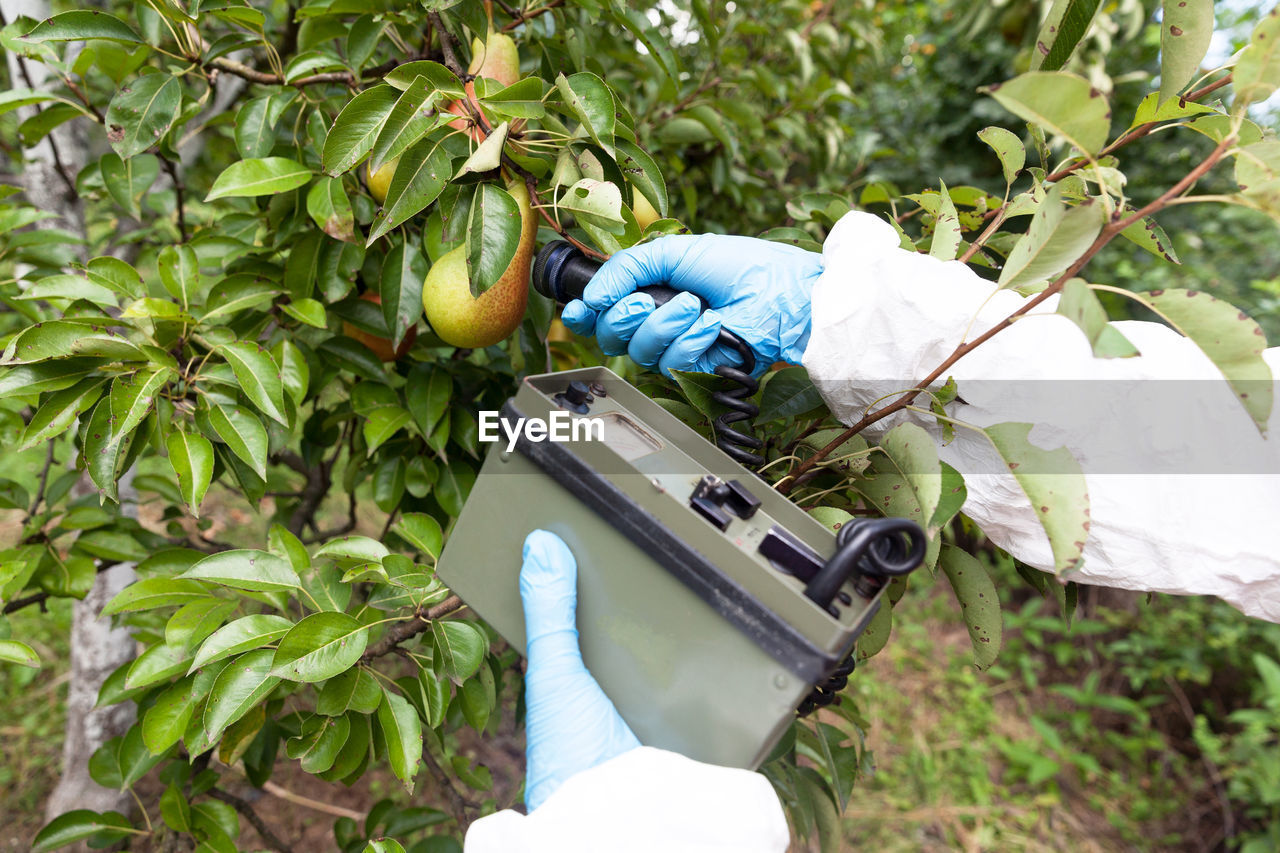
[435,367,885,769]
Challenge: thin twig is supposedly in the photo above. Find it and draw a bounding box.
[421,743,478,827]
[777,133,1236,493]
[1164,676,1235,842]
[0,7,77,196]
[160,156,188,240]
[501,0,567,32]
[361,595,465,660]
[208,790,293,853]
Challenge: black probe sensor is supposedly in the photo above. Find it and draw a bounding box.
[533,240,764,467]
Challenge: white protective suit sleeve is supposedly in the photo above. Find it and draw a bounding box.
[463,746,790,853]
[804,211,1280,621]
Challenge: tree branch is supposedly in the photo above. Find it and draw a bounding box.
[360,595,464,660]
[777,132,1237,493]
[430,12,465,77]
[421,742,478,828]
[160,155,188,241]
[501,0,566,32]
[208,789,293,853]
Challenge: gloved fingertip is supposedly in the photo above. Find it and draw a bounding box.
[522,529,574,567]
[560,300,595,336]
[657,310,722,378]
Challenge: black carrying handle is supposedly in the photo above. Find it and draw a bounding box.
[532,241,756,375]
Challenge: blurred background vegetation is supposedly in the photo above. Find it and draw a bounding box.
[2,0,1278,850]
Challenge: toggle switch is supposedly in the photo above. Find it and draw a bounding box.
[689,476,762,531]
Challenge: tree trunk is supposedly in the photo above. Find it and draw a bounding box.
[1,0,140,831]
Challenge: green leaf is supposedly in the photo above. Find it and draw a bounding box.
[206,157,311,200]
[190,615,293,671]
[102,578,209,615]
[322,84,399,176]
[978,126,1025,186]
[0,639,40,668]
[1159,0,1214,103]
[208,404,268,479]
[0,358,101,398]
[107,368,169,445]
[370,76,446,172]
[482,77,548,120]
[203,648,280,739]
[1116,288,1273,433]
[20,377,106,450]
[940,546,1002,670]
[431,619,486,684]
[166,599,237,652]
[32,810,133,852]
[856,599,892,661]
[271,612,369,682]
[314,536,390,564]
[367,137,452,243]
[1031,0,1102,72]
[556,71,615,155]
[181,550,300,592]
[465,183,522,296]
[757,367,824,422]
[557,178,626,234]
[105,73,181,159]
[125,642,192,690]
[611,7,679,83]
[385,60,465,96]
[287,713,351,773]
[221,341,288,425]
[380,240,428,347]
[281,297,327,329]
[23,11,143,44]
[100,152,158,217]
[142,676,197,754]
[929,180,962,260]
[434,458,474,517]
[317,667,382,715]
[1119,214,1180,264]
[981,71,1111,156]
[234,96,275,159]
[984,422,1090,574]
[157,243,197,308]
[615,138,668,216]
[454,121,510,179]
[307,177,357,243]
[376,688,422,793]
[393,513,443,559]
[998,183,1104,289]
[1056,279,1140,358]
[166,431,214,517]
[858,421,942,547]
[406,364,451,435]
[2,321,144,364]
[363,406,412,455]
[1234,7,1280,108]
[365,839,407,853]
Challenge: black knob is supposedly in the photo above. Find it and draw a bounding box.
[553,380,593,414]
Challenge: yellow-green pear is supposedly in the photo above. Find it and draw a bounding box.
[631,185,661,229]
[422,179,537,348]
[367,157,398,204]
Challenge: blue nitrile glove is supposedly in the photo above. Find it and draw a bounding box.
[519,529,641,811]
[560,234,823,377]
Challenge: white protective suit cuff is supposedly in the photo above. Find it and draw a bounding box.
[463,746,789,853]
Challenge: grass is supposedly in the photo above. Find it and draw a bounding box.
[1,595,72,850]
[843,568,1212,852]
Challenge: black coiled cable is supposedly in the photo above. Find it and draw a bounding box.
[711,335,764,468]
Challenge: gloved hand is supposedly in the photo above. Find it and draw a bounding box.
[560,235,823,377]
[519,529,641,810]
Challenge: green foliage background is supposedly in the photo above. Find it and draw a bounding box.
[0,0,1278,850]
